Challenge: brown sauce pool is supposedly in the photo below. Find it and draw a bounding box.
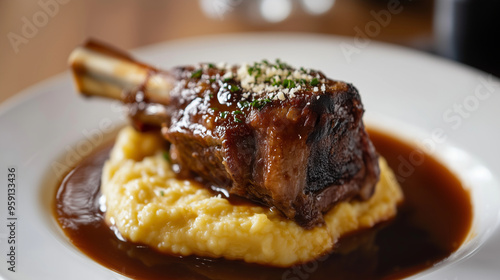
[53,129,472,280]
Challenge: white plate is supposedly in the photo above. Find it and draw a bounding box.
[1,33,500,280]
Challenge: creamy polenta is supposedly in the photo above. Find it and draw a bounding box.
[101,127,403,267]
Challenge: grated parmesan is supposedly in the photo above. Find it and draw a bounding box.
[214,59,326,102]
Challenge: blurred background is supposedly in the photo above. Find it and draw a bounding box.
[1,0,499,104]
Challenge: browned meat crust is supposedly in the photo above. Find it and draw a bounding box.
[126,62,380,228]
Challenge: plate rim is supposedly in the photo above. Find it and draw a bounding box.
[1,32,500,280]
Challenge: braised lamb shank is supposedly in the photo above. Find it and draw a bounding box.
[69,41,380,228]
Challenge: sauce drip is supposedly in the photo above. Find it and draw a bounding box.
[53,129,472,280]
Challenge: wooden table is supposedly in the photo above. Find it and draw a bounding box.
[0,0,434,104]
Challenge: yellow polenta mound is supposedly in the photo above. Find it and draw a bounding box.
[101,126,403,267]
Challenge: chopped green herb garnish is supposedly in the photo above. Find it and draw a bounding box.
[209,93,214,98]
[238,101,250,108]
[163,151,171,163]
[251,97,272,110]
[275,59,282,69]
[274,59,290,70]
[191,69,202,78]
[228,85,240,93]
[310,78,319,86]
[248,64,262,77]
[282,79,295,89]
[160,190,165,196]
[234,117,243,123]
[209,78,216,83]
[233,110,243,115]
[271,79,281,87]
[220,111,228,118]
[274,62,280,69]
[223,77,232,82]
[208,63,215,68]
[210,107,218,111]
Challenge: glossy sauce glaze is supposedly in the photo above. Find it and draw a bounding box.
[53,129,472,280]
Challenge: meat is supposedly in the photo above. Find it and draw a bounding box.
[69,41,380,228]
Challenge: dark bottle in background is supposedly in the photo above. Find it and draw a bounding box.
[434,0,500,77]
